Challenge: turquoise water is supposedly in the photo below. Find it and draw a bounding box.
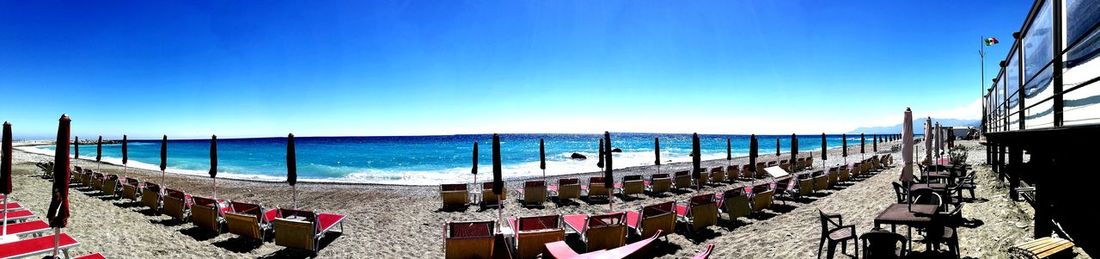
[31,133,886,185]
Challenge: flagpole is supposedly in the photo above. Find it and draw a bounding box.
[980,35,986,135]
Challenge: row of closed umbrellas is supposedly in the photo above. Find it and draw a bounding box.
[0,115,307,255]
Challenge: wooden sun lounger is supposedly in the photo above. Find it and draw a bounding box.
[439,184,469,208]
[508,215,565,259]
[673,171,691,189]
[0,233,79,259]
[550,178,581,201]
[709,167,725,183]
[716,189,750,221]
[625,201,675,239]
[583,177,609,200]
[121,178,142,201]
[162,188,193,221]
[100,174,119,197]
[480,182,506,208]
[517,180,547,206]
[443,220,495,259]
[676,194,718,234]
[619,175,643,197]
[563,212,628,252]
[273,208,346,252]
[750,184,774,213]
[191,196,230,233]
[225,201,279,241]
[726,165,740,182]
[141,182,163,210]
[645,174,671,194]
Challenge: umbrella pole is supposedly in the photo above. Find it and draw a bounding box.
[293,185,297,209]
[213,177,217,200]
[52,228,60,257]
[496,195,502,233]
[2,196,7,236]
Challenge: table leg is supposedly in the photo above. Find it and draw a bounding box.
[906,226,914,251]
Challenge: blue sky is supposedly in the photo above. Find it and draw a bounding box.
[0,1,1031,139]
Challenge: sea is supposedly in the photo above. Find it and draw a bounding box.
[25,133,884,185]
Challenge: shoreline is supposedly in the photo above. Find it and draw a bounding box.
[13,140,903,187]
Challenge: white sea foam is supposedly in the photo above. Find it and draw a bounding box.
[16,145,738,186]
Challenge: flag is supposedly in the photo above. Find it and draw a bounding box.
[984,37,999,46]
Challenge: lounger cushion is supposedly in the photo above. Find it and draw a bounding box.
[1,202,22,211]
[1,209,34,222]
[0,220,49,236]
[317,213,345,233]
[0,233,79,259]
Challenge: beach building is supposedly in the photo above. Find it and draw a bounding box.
[982,0,1100,256]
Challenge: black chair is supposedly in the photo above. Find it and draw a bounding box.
[817,210,857,259]
[952,170,977,201]
[921,205,962,258]
[891,182,908,204]
[909,188,943,213]
[860,228,907,259]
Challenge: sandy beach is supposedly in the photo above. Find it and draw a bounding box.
[3,140,1088,258]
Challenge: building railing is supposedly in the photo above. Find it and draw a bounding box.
[984,0,1100,134]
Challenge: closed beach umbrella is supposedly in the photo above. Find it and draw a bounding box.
[749,134,758,173]
[790,134,798,165]
[692,133,701,189]
[924,118,932,163]
[210,135,218,199]
[936,123,943,164]
[539,138,546,179]
[841,133,848,158]
[597,139,604,169]
[654,138,660,166]
[287,133,298,208]
[775,137,780,158]
[122,135,128,166]
[491,134,503,222]
[491,134,502,195]
[860,133,866,159]
[95,136,102,163]
[47,115,71,257]
[471,142,478,184]
[603,132,613,189]
[873,134,878,152]
[654,138,661,174]
[2,122,12,235]
[726,138,732,162]
[73,136,79,160]
[901,108,914,182]
[160,135,167,184]
[820,133,827,161]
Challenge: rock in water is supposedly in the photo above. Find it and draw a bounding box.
[611,148,622,153]
[570,153,587,160]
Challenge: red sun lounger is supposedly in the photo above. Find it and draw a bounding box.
[74,253,106,259]
[273,208,346,252]
[0,220,50,237]
[693,243,715,259]
[0,202,21,212]
[1,210,34,223]
[0,233,80,259]
[544,229,663,259]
